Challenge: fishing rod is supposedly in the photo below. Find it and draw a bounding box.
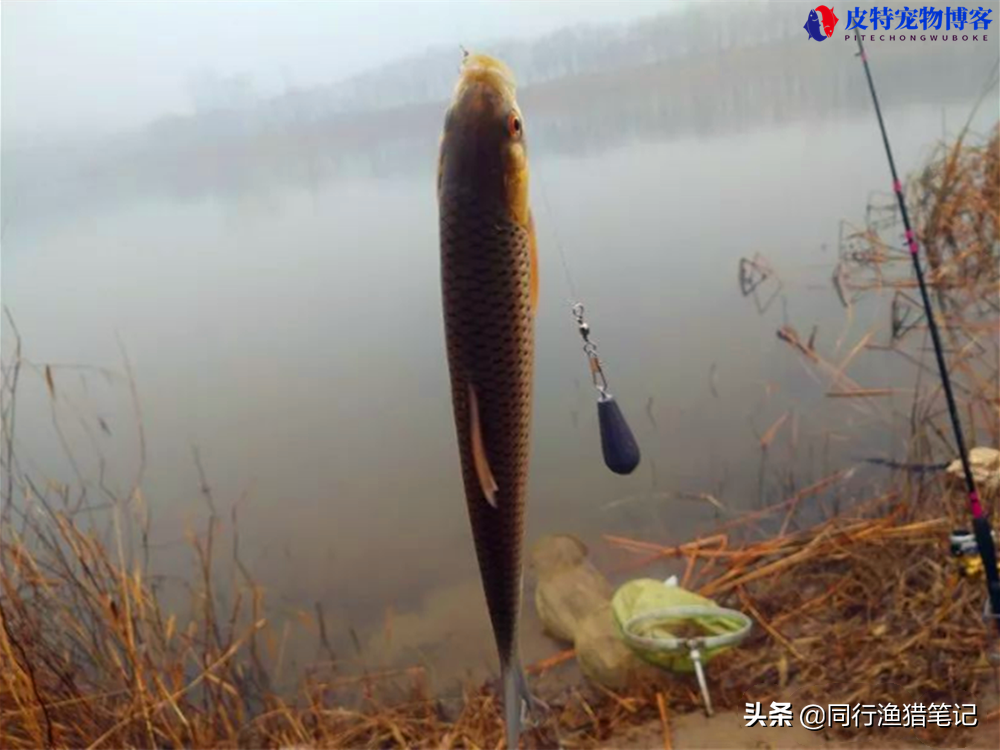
[853,35,1000,639]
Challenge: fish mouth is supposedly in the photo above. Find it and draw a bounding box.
[452,52,517,110]
[460,53,516,87]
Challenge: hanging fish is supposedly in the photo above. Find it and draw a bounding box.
[438,51,538,748]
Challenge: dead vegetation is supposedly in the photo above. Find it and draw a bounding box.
[2,125,998,748]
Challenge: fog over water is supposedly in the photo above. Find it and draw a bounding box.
[3,0,998,691]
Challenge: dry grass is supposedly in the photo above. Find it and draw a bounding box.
[4,473,996,747]
[835,123,999,454]
[1,125,998,748]
[608,488,998,745]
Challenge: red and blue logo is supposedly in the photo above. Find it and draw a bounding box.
[804,5,840,41]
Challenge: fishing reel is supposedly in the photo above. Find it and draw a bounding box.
[571,303,641,476]
[950,529,1000,579]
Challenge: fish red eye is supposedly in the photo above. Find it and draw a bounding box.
[508,113,522,138]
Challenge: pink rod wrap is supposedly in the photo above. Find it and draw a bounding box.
[970,491,984,519]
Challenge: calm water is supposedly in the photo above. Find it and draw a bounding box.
[3,59,997,690]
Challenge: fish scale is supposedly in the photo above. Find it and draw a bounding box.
[439,191,534,667]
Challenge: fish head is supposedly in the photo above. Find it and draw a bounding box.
[439,52,530,225]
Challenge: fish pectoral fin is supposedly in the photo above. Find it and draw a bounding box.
[467,384,499,507]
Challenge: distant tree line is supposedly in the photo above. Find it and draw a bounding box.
[2,1,996,231]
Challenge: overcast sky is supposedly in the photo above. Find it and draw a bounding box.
[2,0,685,145]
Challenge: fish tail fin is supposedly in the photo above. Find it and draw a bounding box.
[501,657,535,749]
[502,662,523,749]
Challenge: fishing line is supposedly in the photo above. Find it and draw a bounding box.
[535,166,641,476]
[536,175,578,305]
[854,35,1000,640]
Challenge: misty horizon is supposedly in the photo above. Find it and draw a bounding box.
[4,1,997,236]
[2,0,690,146]
[9,0,973,148]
